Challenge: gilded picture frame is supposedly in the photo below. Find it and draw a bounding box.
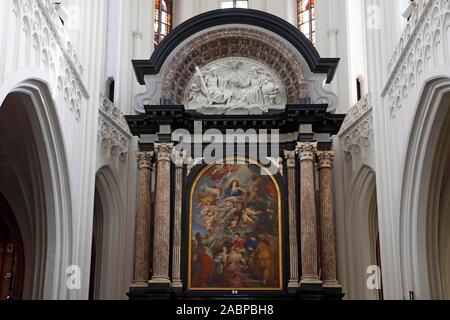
[187,157,283,291]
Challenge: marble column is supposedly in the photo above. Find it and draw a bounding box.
[131,151,153,287]
[149,143,173,286]
[296,142,322,285]
[284,150,299,289]
[171,150,184,289]
[316,151,341,288]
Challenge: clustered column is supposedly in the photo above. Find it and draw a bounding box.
[316,151,340,288]
[296,142,322,285]
[149,143,173,286]
[132,151,153,287]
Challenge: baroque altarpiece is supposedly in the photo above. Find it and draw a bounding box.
[125,9,345,300]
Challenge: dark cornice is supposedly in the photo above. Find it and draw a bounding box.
[132,9,340,85]
[125,104,345,137]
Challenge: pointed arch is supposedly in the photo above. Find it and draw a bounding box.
[90,165,129,299]
[344,165,380,299]
[0,77,72,299]
[400,76,450,299]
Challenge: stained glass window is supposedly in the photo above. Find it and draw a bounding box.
[154,0,173,46]
[297,0,316,45]
[221,0,248,9]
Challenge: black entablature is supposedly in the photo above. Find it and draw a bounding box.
[125,104,345,137]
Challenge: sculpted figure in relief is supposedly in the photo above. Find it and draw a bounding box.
[185,59,285,115]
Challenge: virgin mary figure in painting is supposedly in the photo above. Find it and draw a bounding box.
[189,160,282,290]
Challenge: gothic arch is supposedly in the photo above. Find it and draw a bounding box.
[345,165,379,299]
[91,166,129,299]
[0,78,72,299]
[400,76,450,299]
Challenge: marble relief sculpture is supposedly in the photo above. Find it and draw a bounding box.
[184,58,286,115]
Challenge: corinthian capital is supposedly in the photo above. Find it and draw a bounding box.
[154,143,174,162]
[284,150,296,168]
[296,142,318,161]
[316,151,336,169]
[136,151,154,169]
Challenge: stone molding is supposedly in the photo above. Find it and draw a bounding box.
[11,0,89,120]
[338,94,373,161]
[98,95,132,162]
[383,0,450,117]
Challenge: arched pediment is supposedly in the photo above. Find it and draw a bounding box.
[132,9,340,114]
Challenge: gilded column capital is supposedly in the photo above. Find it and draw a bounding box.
[154,143,174,162]
[296,142,317,162]
[136,151,154,169]
[284,150,296,168]
[316,151,336,169]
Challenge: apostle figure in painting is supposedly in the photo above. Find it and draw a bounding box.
[254,235,275,287]
[213,246,229,282]
[192,233,215,287]
[232,233,245,250]
[222,248,250,288]
[244,233,259,251]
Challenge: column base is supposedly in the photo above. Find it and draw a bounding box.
[288,280,299,294]
[322,286,345,300]
[297,281,324,300]
[296,283,345,300]
[322,280,342,289]
[149,276,171,286]
[130,281,149,288]
[172,280,183,294]
[128,286,173,301]
[300,277,322,285]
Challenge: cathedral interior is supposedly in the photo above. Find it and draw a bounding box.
[0,0,450,301]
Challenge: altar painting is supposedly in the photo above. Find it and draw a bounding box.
[188,159,282,291]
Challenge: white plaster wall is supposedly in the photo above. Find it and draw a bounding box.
[315,0,370,113]
[172,0,297,27]
[0,0,108,299]
[358,0,450,299]
[331,0,450,300]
